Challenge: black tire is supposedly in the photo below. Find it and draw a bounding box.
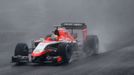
[14,43,29,65]
[57,43,72,64]
[15,43,29,56]
[83,35,99,56]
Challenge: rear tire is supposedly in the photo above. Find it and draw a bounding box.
[83,35,99,56]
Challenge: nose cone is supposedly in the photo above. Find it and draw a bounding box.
[32,51,45,57]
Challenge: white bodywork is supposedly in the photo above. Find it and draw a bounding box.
[33,39,76,54]
[33,41,60,54]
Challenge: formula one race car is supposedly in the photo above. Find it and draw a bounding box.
[11,22,99,65]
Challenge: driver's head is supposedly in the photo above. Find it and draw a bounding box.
[54,28,59,36]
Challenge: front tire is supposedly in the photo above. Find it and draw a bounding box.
[14,43,29,65]
[57,43,72,64]
[15,43,29,56]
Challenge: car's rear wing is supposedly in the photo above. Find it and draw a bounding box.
[61,22,87,30]
[61,22,88,41]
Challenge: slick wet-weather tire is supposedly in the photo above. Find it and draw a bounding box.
[83,35,99,56]
[57,43,72,64]
[14,43,29,65]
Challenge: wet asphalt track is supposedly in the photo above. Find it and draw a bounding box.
[1,0,134,75]
[0,34,134,75]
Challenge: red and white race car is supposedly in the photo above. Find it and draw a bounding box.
[11,23,99,65]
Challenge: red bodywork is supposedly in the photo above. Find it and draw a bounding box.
[46,28,75,42]
[32,28,75,57]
